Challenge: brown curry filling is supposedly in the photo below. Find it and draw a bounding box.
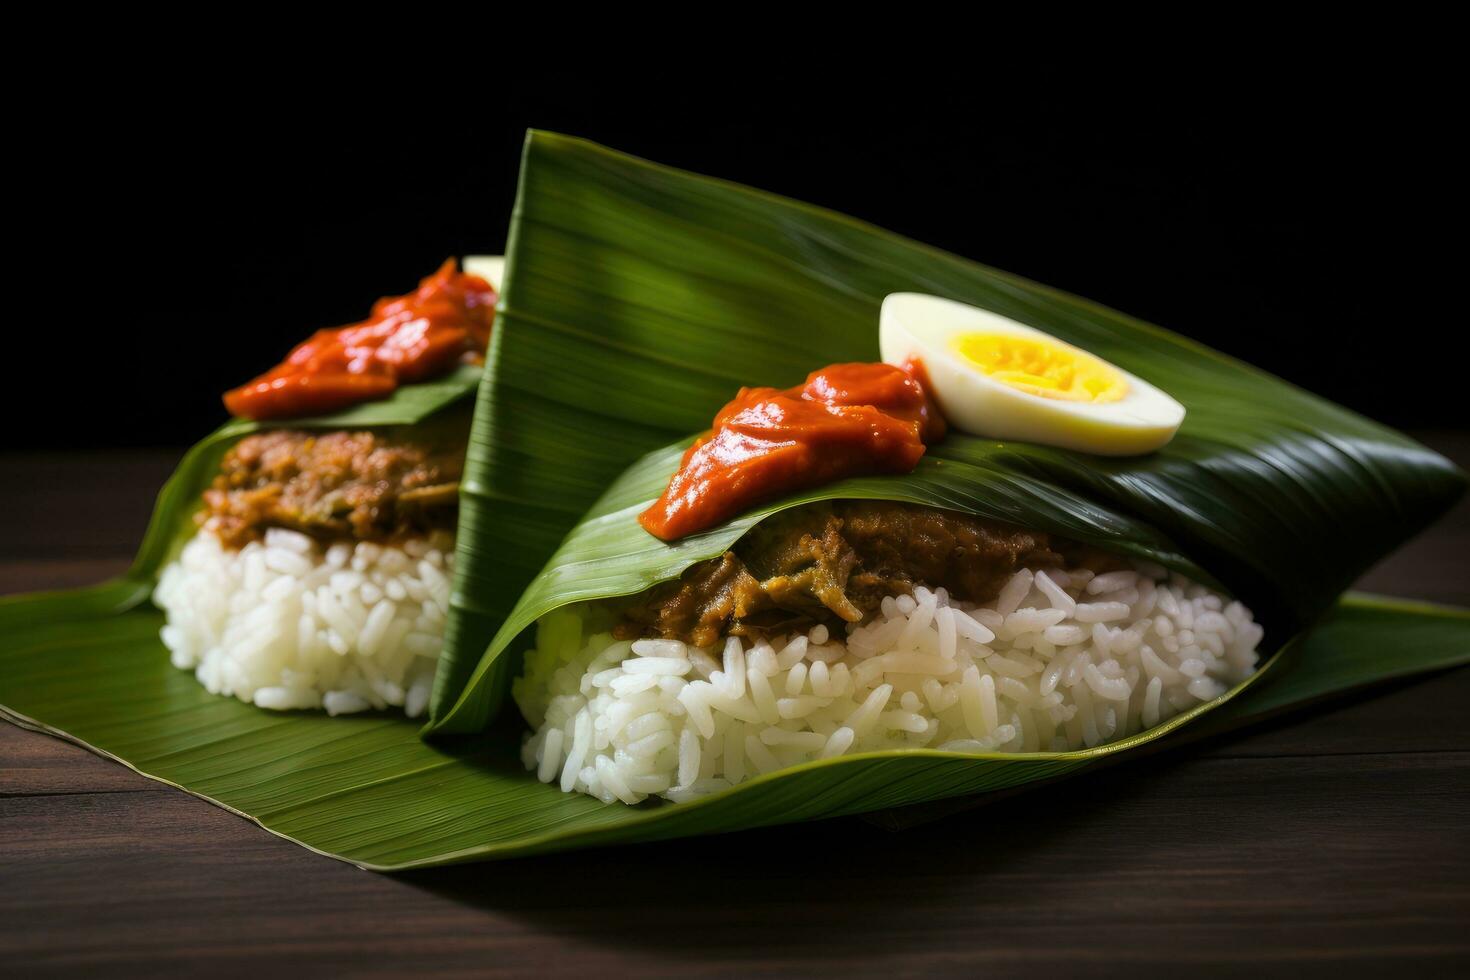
[617,500,1120,647]
[200,429,464,549]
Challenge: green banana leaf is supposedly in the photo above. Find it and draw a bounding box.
[432,132,1465,732]
[1,594,1465,869]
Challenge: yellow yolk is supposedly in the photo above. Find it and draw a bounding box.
[951,333,1129,403]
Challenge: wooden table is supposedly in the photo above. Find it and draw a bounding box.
[4,436,1468,976]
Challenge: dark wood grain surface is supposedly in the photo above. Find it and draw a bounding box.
[3,434,1467,977]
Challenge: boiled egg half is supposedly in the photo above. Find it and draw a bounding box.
[880,293,1185,455]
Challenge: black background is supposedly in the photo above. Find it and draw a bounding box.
[10,68,1462,449]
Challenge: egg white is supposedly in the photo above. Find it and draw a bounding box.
[880,292,1185,455]
[462,255,506,292]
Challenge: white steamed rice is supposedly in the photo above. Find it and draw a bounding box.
[517,563,1263,804]
[154,527,451,717]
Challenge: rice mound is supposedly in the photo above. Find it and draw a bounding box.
[517,564,1264,804]
[154,528,452,717]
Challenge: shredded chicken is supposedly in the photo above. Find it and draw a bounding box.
[200,427,464,548]
[618,501,1115,647]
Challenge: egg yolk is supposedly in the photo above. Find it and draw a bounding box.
[951,333,1128,403]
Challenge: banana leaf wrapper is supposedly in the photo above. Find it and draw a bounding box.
[431,132,1466,736]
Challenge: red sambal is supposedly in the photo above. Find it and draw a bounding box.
[639,362,945,541]
[223,260,497,421]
